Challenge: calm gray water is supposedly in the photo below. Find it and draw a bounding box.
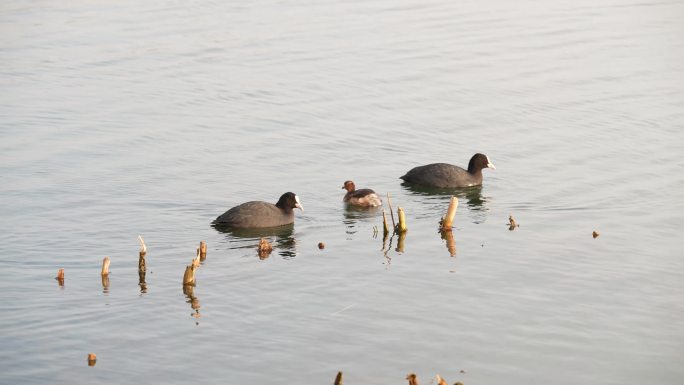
[1,0,683,384]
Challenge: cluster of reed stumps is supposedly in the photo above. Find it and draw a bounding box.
[54,196,599,368]
[334,371,464,385]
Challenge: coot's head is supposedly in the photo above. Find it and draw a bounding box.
[467,153,496,174]
[342,180,356,192]
[275,192,304,211]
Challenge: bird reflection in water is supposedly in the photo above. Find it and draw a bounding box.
[212,223,297,259]
[183,284,201,323]
[343,204,381,239]
[401,183,489,223]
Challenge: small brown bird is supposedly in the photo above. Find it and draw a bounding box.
[342,180,382,207]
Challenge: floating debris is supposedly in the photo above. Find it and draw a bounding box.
[87,353,97,366]
[593,230,600,238]
[508,215,519,231]
[55,268,64,286]
[318,242,325,250]
[257,238,273,259]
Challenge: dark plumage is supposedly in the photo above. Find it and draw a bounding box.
[342,181,382,207]
[400,153,495,188]
[214,192,303,228]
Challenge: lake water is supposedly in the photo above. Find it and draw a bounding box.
[1,0,683,384]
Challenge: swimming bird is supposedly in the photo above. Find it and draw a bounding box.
[342,181,382,207]
[400,153,495,188]
[214,192,303,228]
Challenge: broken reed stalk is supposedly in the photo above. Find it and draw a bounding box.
[101,275,110,290]
[334,371,343,385]
[138,235,147,256]
[435,374,448,385]
[397,207,407,233]
[406,373,418,385]
[101,256,110,276]
[138,235,147,271]
[199,241,207,261]
[382,210,390,237]
[87,353,97,367]
[192,248,201,268]
[440,196,459,231]
[386,192,396,229]
[183,264,196,286]
[138,269,147,293]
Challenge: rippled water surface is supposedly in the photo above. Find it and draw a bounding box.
[1,0,683,384]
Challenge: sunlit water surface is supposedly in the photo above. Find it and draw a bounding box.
[1,0,683,384]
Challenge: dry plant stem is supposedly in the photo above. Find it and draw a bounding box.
[435,374,448,385]
[101,275,110,290]
[382,210,390,237]
[183,265,196,286]
[406,373,418,385]
[138,235,147,271]
[101,256,110,276]
[386,193,396,230]
[397,207,407,233]
[199,241,207,260]
[441,196,459,230]
[334,371,343,385]
[192,248,201,268]
[138,253,146,272]
[138,235,147,256]
[56,268,64,280]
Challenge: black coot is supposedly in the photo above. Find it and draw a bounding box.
[400,153,495,188]
[214,192,303,228]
